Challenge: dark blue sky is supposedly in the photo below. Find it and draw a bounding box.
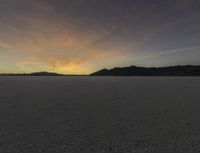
[0,0,200,74]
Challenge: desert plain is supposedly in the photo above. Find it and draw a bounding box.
[0,76,200,153]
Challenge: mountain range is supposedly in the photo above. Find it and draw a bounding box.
[1,65,200,76]
[90,65,200,76]
[0,72,64,76]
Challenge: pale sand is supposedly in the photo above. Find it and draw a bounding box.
[0,77,200,153]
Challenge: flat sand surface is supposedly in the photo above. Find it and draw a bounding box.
[0,77,200,153]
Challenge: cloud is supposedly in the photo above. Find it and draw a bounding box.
[131,46,200,62]
[0,0,137,74]
[0,41,9,48]
[175,0,197,9]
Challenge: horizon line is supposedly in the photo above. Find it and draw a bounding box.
[0,64,200,76]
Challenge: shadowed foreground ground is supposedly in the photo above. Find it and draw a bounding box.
[0,77,200,153]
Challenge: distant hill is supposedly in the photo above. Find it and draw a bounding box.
[0,72,88,76]
[0,72,64,76]
[90,65,200,76]
[29,72,63,76]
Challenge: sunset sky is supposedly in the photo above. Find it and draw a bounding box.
[0,0,200,74]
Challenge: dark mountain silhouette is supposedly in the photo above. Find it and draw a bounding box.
[0,72,64,76]
[1,65,200,76]
[90,65,200,76]
[0,71,87,76]
[29,72,63,76]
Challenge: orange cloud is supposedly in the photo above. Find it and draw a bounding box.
[0,0,157,74]
[51,59,87,74]
[0,41,10,48]
[1,14,135,74]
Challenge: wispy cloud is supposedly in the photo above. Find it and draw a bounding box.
[0,41,9,48]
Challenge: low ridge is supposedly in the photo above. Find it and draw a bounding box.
[90,65,200,76]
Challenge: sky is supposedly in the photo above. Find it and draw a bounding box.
[0,0,200,74]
